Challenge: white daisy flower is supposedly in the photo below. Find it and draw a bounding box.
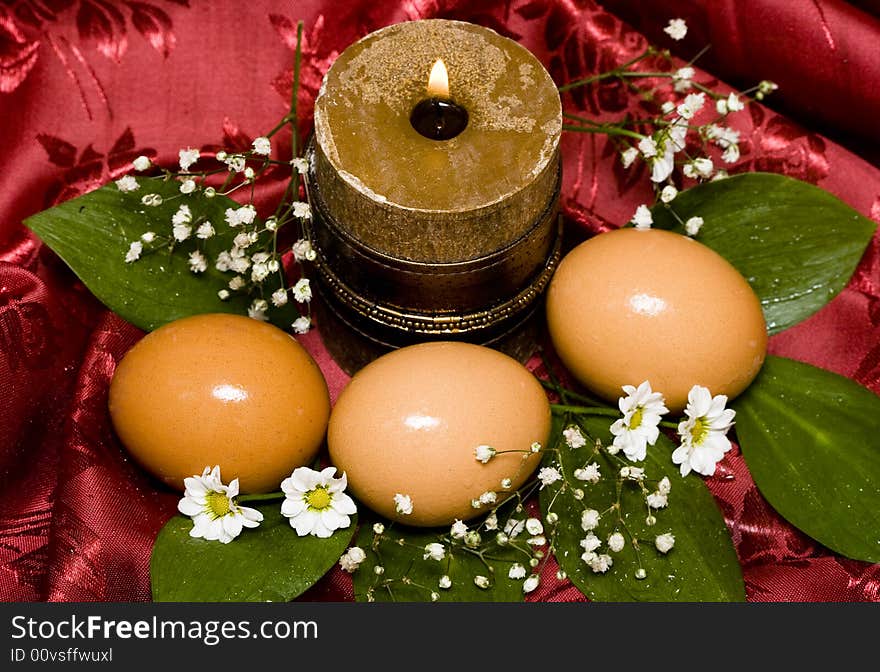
[581,509,601,531]
[658,477,671,495]
[677,92,705,120]
[683,157,714,179]
[178,147,200,172]
[474,444,496,463]
[608,532,625,553]
[664,18,688,41]
[125,241,142,263]
[721,144,740,164]
[580,533,601,552]
[280,466,357,538]
[562,426,587,449]
[292,238,316,262]
[631,204,653,229]
[610,381,669,461]
[394,493,413,515]
[504,518,525,538]
[450,519,468,539]
[338,546,366,573]
[620,146,639,168]
[647,491,668,509]
[252,136,271,156]
[589,553,614,574]
[638,136,658,158]
[423,543,446,561]
[292,201,311,219]
[291,316,311,334]
[685,216,704,236]
[115,175,139,192]
[172,223,191,242]
[188,250,207,274]
[672,385,736,476]
[196,222,215,239]
[292,278,312,303]
[177,465,263,543]
[132,155,151,171]
[292,157,309,174]
[248,298,268,321]
[672,66,694,92]
[171,204,192,226]
[573,462,601,483]
[650,145,675,183]
[660,185,678,203]
[225,204,257,227]
[655,532,676,553]
[537,466,562,488]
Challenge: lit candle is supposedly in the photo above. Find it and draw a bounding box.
[309,19,562,371]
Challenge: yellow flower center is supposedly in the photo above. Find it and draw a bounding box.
[630,407,644,430]
[205,491,231,518]
[691,417,709,445]
[306,487,332,511]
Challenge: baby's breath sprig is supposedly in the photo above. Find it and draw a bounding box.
[560,17,777,237]
[119,20,315,335]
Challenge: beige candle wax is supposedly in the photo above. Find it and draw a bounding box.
[312,19,562,263]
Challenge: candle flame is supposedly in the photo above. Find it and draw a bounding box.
[427,59,449,98]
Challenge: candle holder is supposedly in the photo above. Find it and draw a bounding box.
[307,19,562,373]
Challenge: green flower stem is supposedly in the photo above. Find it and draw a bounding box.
[563,117,646,140]
[562,124,644,140]
[557,48,653,92]
[550,405,620,417]
[660,420,679,429]
[562,112,643,130]
[291,20,303,161]
[237,491,285,504]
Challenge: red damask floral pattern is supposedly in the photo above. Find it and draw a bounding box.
[0,0,878,603]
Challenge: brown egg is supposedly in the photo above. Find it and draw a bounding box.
[328,342,550,527]
[546,228,767,412]
[108,313,330,493]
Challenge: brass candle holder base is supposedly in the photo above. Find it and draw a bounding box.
[310,280,553,375]
[305,154,562,374]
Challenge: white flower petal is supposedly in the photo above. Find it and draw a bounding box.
[239,506,264,524]
[291,510,319,536]
[177,498,203,517]
[320,508,349,532]
[222,514,243,539]
[330,492,357,516]
[281,496,307,517]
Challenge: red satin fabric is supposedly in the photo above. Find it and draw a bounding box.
[0,0,878,602]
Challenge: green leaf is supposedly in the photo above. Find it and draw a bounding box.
[733,355,880,563]
[150,503,356,602]
[542,417,745,602]
[25,178,299,331]
[351,513,526,602]
[651,173,876,334]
